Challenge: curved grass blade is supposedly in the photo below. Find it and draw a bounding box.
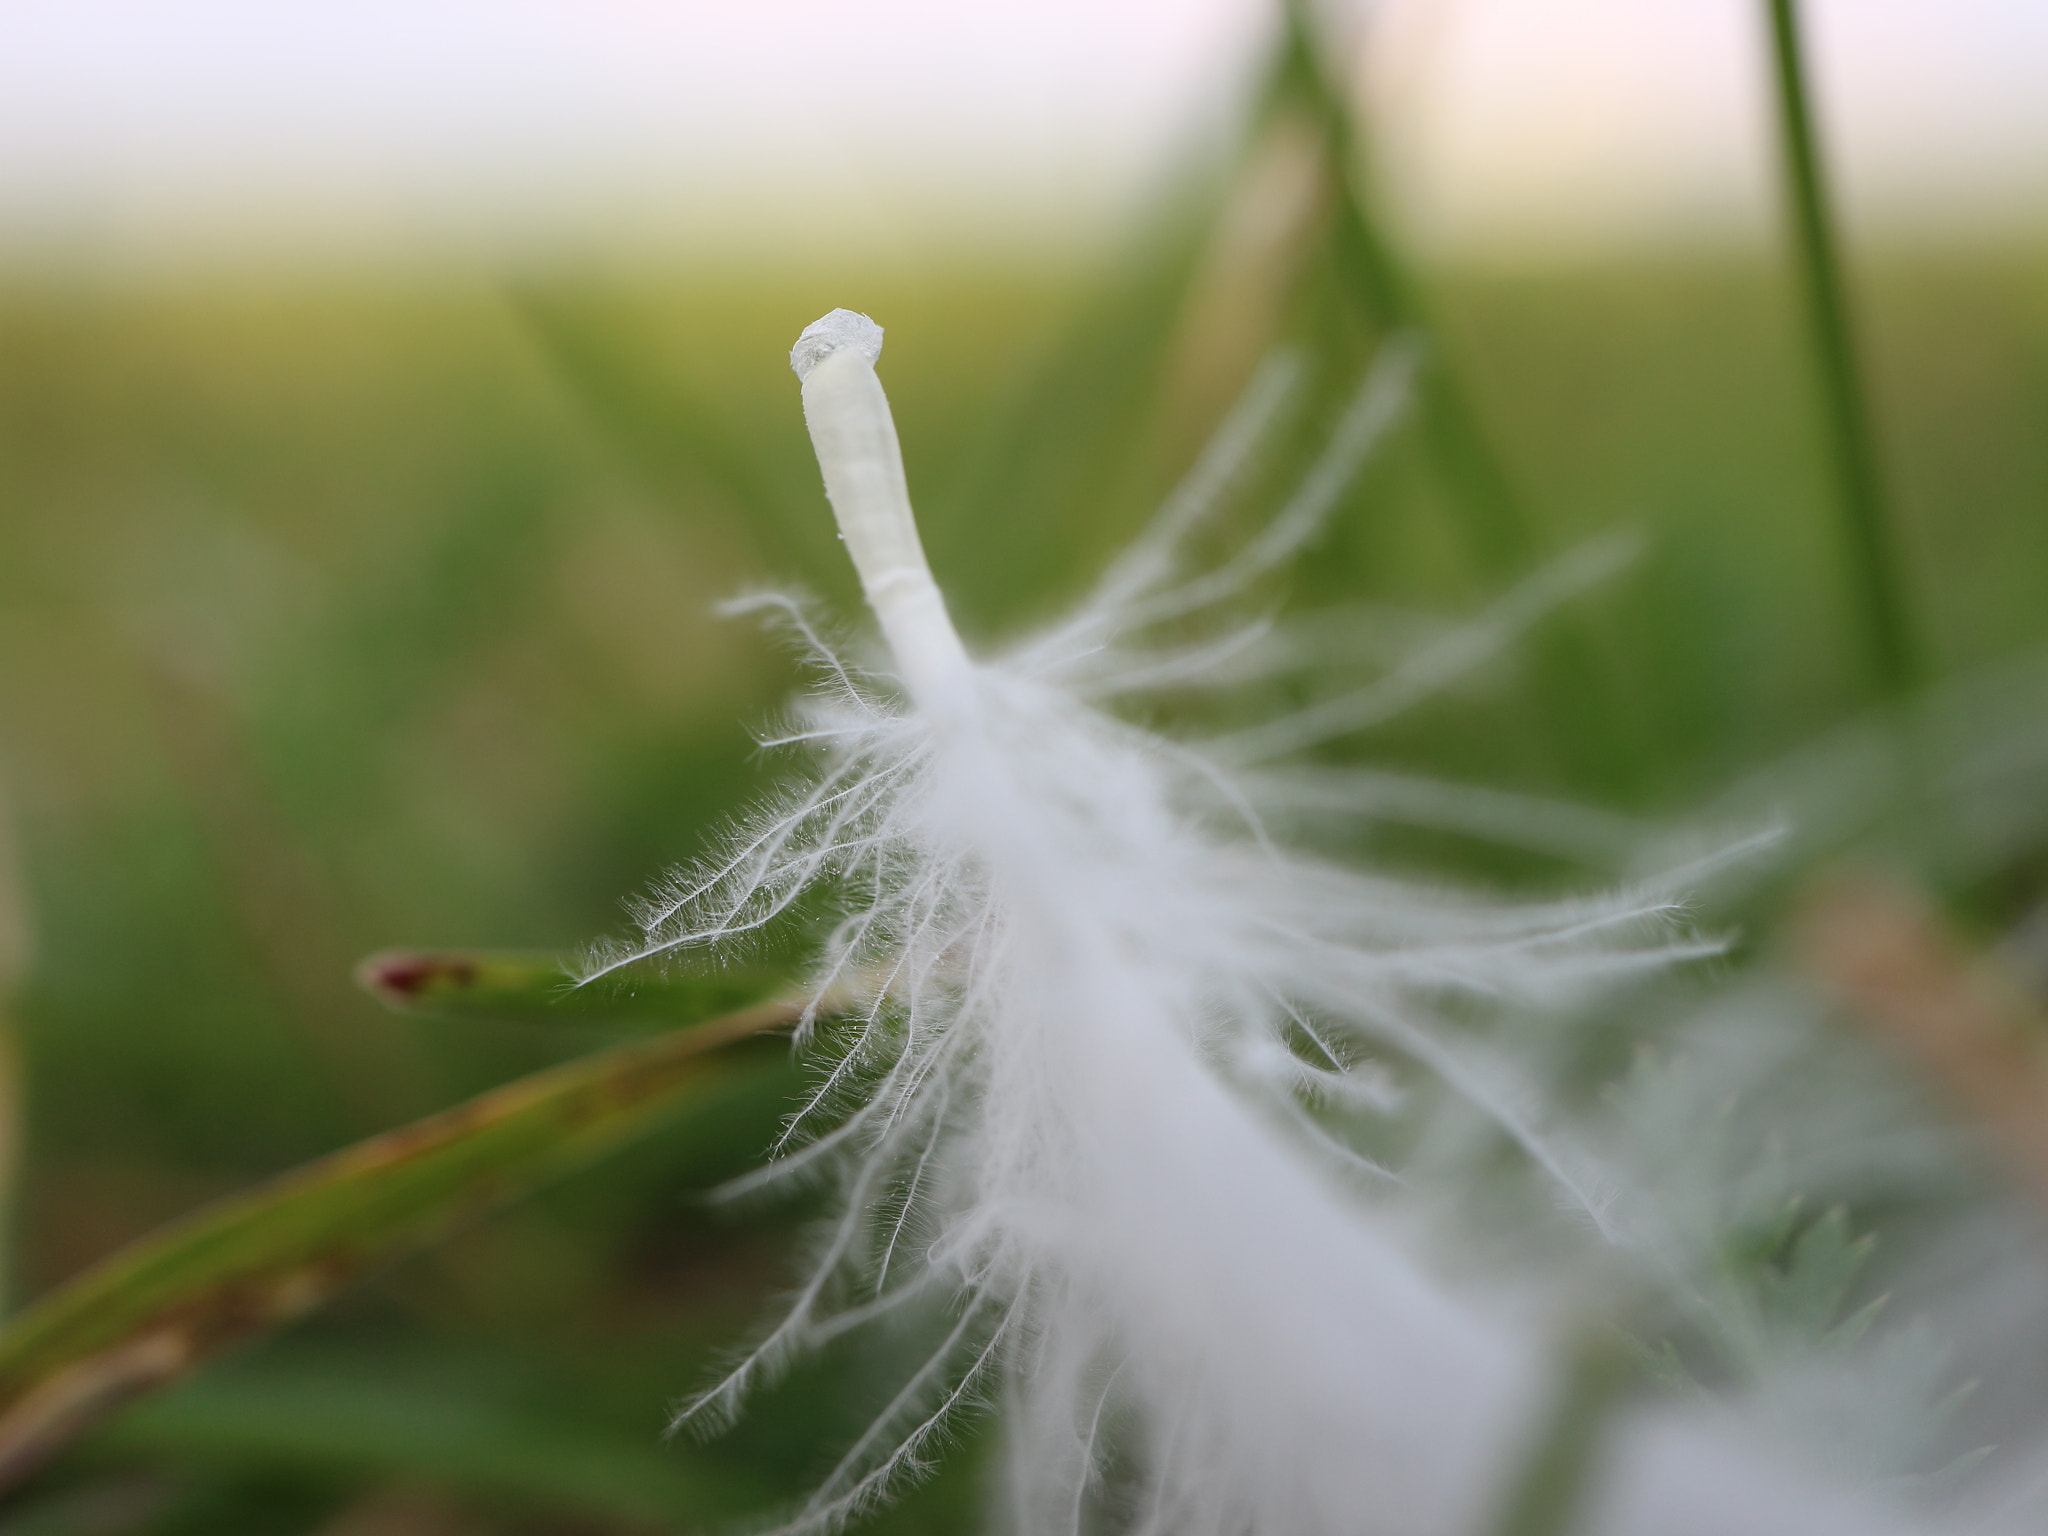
[1272,1,1638,795]
[357,948,786,1028]
[0,997,802,1493]
[1273,0,1531,577]
[1763,0,1919,702]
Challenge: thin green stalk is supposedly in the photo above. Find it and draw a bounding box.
[1484,1329,1633,1536]
[1274,1,1639,796]
[1764,0,1919,700]
[0,791,27,1319]
[1274,0,1532,577]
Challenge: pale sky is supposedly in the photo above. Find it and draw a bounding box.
[0,0,2042,267]
[1376,0,2048,253]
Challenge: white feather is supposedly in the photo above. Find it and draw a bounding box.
[586,311,1948,1536]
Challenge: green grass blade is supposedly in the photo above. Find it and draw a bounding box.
[1764,0,1920,700]
[1275,0,1533,577]
[356,948,787,1027]
[1483,1330,1634,1536]
[0,788,29,1319]
[920,206,1218,632]
[0,999,799,1491]
[1276,1,1639,795]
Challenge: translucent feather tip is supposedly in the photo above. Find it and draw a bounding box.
[791,309,885,382]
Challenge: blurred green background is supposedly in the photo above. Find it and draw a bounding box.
[3,238,2046,1532]
[3,10,2048,1528]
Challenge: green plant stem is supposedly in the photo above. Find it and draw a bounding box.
[1275,2,1639,795]
[1764,0,1919,701]
[1275,0,1532,577]
[0,1021,18,1319]
[0,791,28,1320]
[1484,1329,1633,1536]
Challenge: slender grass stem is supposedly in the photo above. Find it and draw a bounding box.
[1274,1,1638,795]
[0,795,26,1320]
[1764,0,1920,701]
[1274,0,1532,578]
[1484,1329,1633,1536]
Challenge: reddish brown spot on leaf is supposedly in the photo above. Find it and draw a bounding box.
[356,951,478,1002]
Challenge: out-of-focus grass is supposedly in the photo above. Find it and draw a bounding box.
[0,239,2045,1531]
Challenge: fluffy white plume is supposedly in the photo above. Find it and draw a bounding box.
[586,310,1948,1536]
